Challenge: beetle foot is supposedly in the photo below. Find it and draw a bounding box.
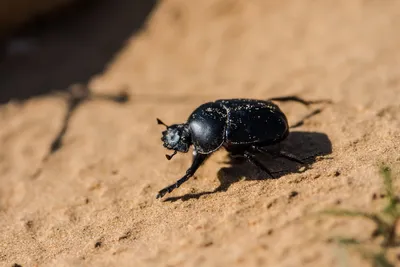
[156,184,177,199]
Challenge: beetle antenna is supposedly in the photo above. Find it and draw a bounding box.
[156,118,169,128]
[165,150,177,160]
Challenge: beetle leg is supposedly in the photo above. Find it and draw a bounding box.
[268,96,332,106]
[192,149,197,162]
[243,151,275,178]
[156,153,208,199]
[289,108,322,129]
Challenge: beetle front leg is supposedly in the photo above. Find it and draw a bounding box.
[156,152,208,199]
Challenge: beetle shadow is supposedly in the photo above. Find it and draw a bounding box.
[31,85,130,178]
[163,131,332,202]
[0,0,157,104]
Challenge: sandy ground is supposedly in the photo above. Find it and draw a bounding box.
[1,0,400,266]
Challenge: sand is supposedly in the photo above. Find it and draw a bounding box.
[1,0,400,266]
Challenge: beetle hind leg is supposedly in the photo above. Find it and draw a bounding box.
[289,109,322,129]
[268,96,332,106]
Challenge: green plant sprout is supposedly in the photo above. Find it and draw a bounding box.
[321,165,399,267]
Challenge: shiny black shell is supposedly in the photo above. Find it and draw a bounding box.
[187,99,289,154]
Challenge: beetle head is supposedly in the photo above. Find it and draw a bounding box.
[157,118,191,159]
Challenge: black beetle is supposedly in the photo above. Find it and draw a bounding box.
[156,96,329,199]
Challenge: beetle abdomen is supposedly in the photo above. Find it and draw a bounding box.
[219,99,289,145]
[188,102,228,154]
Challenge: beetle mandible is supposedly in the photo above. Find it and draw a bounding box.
[156,96,328,199]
